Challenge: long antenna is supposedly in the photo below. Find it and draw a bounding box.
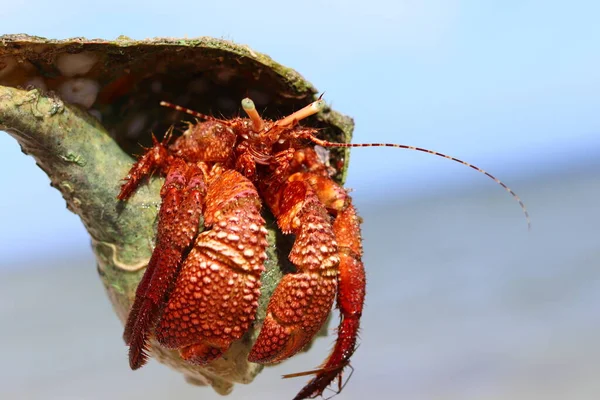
[309,135,531,230]
[159,101,224,123]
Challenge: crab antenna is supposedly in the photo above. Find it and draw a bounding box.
[276,98,326,127]
[241,98,264,132]
[159,101,217,122]
[309,136,531,230]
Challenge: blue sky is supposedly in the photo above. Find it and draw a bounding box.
[1,0,599,265]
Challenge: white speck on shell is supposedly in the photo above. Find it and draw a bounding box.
[56,52,99,77]
[58,78,100,108]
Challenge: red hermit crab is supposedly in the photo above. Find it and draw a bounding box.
[119,97,364,399]
[119,96,529,400]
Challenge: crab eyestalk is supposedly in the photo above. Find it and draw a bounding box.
[275,98,326,127]
[242,98,264,132]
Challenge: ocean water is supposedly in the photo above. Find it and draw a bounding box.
[0,165,598,400]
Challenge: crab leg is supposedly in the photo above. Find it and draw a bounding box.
[296,201,365,400]
[118,136,170,201]
[123,158,206,369]
[282,172,365,400]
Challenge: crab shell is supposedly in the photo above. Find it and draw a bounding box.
[0,35,354,395]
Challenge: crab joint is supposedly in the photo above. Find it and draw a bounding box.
[275,98,326,128]
[241,98,264,132]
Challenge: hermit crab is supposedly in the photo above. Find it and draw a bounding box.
[118,96,362,399]
[0,35,528,399]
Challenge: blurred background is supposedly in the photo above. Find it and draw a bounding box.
[1,1,599,399]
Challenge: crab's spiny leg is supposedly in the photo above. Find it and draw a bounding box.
[274,98,326,128]
[122,157,187,341]
[124,160,206,369]
[283,172,365,400]
[241,98,264,132]
[118,137,169,200]
[296,204,365,400]
[309,137,530,230]
[120,138,175,349]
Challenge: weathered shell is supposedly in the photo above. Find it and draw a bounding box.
[0,35,354,395]
[0,34,353,177]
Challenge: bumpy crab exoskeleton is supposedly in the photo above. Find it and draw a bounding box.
[118,97,366,400]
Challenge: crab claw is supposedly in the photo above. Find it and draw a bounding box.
[248,180,339,363]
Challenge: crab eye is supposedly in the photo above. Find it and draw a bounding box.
[313,99,325,112]
[241,98,255,111]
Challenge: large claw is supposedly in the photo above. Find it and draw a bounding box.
[249,180,339,363]
[155,170,269,364]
